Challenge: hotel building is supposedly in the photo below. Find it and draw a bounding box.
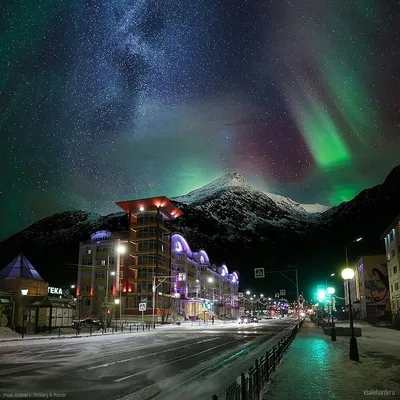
[76,196,239,321]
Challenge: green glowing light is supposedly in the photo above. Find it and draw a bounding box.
[295,99,351,169]
[330,185,359,204]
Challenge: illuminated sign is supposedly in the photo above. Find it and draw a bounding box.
[48,287,63,295]
[178,273,186,281]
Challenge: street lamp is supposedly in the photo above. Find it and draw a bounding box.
[317,290,325,327]
[327,287,336,341]
[70,285,75,289]
[246,290,250,295]
[114,298,120,326]
[342,268,359,362]
[21,289,28,338]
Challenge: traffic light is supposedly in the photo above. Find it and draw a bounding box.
[318,289,325,302]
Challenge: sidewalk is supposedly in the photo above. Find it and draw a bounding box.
[262,321,400,400]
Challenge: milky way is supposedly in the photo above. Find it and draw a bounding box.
[1,0,400,240]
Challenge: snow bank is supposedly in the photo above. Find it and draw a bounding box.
[0,327,19,338]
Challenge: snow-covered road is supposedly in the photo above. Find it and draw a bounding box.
[0,319,296,400]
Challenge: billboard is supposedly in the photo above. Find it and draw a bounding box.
[364,262,390,317]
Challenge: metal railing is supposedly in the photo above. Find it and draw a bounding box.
[214,320,303,400]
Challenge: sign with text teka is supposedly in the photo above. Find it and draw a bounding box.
[139,303,147,312]
[254,268,265,278]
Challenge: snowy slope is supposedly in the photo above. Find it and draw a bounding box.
[173,173,331,216]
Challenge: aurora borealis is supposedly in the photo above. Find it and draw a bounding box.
[1,0,400,240]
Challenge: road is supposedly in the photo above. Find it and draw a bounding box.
[0,319,296,400]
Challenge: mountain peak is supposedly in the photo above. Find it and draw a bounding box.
[172,172,246,205]
[211,172,245,187]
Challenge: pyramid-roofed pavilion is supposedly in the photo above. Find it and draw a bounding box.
[0,254,44,281]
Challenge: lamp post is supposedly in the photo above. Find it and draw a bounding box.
[21,289,28,338]
[327,287,336,341]
[317,289,325,327]
[342,268,359,362]
[114,298,120,327]
[116,243,126,320]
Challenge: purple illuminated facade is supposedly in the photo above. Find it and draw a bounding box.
[171,234,239,319]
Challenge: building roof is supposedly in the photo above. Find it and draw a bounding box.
[0,254,44,281]
[380,214,400,239]
[116,196,183,218]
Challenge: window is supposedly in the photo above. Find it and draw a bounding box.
[95,272,106,278]
[391,284,393,293]
[388,252,391,261]
[96,245,112,254]
[98,285,105,291]
[82,258,92,266]
[390,231,394,241]
[140,282,153,292]
[394,265,398,274]
[392,250,396,258]
[81,285,89,292]
[138,254,156,265]
[138,268,155,278]
[395,282,399,291]
[84,299,91,306]
[85,247,92,254]
[137,227,157,238]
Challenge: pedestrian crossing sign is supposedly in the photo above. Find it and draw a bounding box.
[254,268,265,278]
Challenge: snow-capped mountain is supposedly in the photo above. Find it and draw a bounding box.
[173,172,330,216]
[0,166,399,286]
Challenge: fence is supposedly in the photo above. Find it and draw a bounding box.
[75,321,153,337]
[214,320,303,400]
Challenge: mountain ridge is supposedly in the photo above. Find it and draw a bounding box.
[0,166,399,291]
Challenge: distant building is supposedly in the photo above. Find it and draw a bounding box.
[381,215,400,315]
[76,230,128,321]
[0,254,74,332]
[171,234,239,320]
[344,254,389,323]
[76,197,239,322]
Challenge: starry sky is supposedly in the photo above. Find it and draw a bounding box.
[1,0,400,241]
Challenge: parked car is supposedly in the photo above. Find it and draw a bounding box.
[238,316,251,324]
[250,316,258,323]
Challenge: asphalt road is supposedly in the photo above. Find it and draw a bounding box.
[0,319,296,400]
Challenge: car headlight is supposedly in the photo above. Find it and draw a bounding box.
[244,319,247,322]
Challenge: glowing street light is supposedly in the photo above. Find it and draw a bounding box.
[21,289,28,338]
[246,290,250,295]
[341,268,359,362]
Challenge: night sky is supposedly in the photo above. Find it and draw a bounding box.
[1,0,400,241]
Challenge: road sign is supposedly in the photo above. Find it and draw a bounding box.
[178,273,186,281]
[254,268,265,278]
[139,303,147,312]
[280,289,286,296]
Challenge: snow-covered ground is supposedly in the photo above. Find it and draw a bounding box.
[263,321,400,400]
[0,319,296,400]
[0,320,241,343]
